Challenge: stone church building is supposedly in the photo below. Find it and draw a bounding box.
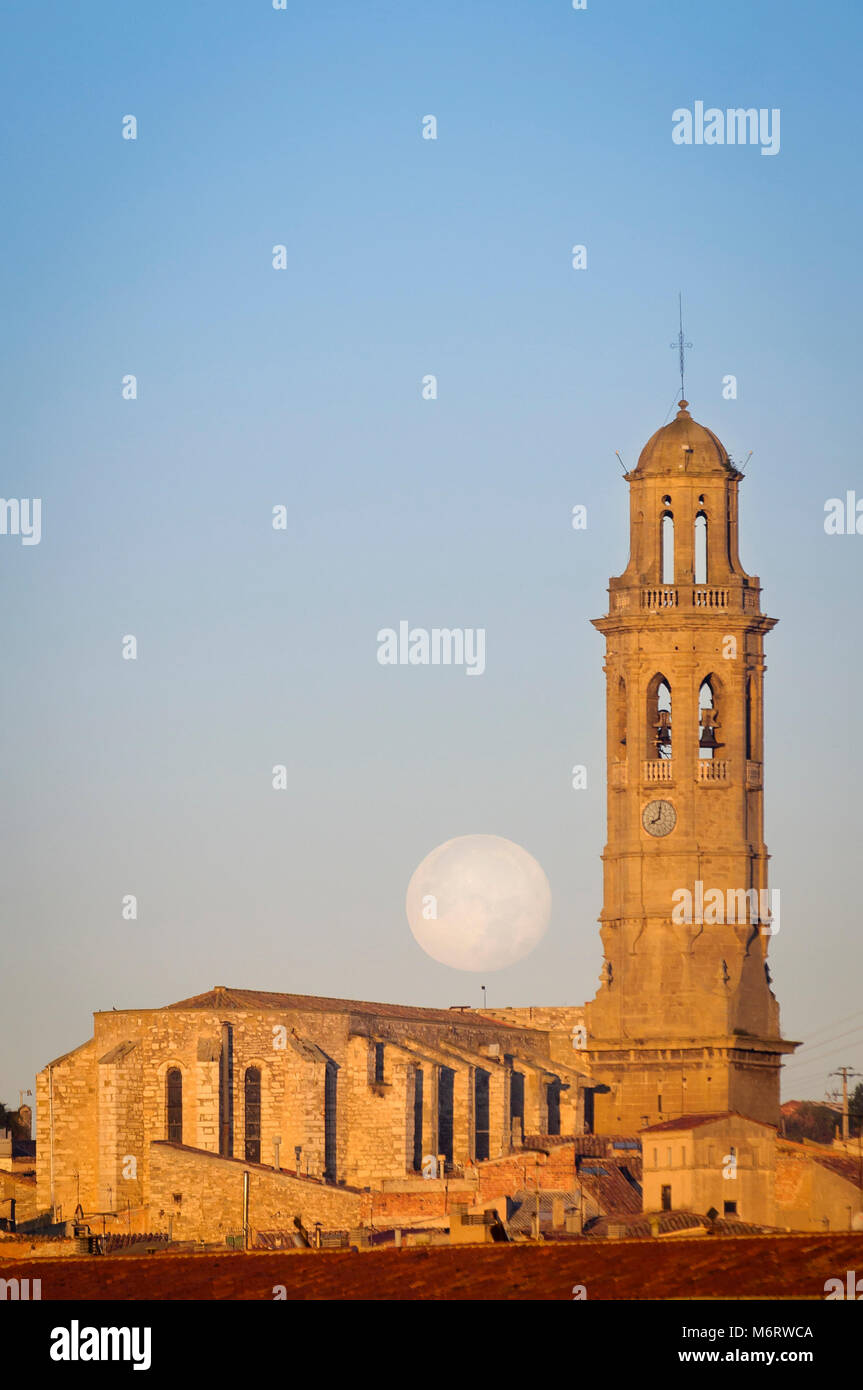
[36,988,590,1237]
[34,399,863,1242]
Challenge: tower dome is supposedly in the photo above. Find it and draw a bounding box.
[635,400,735,477]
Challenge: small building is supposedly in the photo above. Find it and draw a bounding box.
[640,1112,776,1226]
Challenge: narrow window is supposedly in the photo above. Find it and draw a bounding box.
[166,1068,182,1143]
[661,1184,672,1212]
[219,1023,233,1158]
[244,1067,261,1164]
[661,511,674,584]
[510,1066,525,1147]
[745,677,754,760]
[694,511,708,584]
[666,1146,673,1167]
[324,1061,338,1181]
[374,1042,385,1083]
[412,1067,423,1172]
[615,676,627,750]
[657,1092,663,1113]
[582,1087,595,1136]
[546,1079,562,1137]
[474,1069,490,1161]
[438,1067,454,1170]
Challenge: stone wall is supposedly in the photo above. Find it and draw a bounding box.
[775,1149,863,1232]
[148,1142,368,1242]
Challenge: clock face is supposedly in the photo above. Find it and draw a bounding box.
[642,799,677,837]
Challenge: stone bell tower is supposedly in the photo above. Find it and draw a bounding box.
[584,400,797,1134]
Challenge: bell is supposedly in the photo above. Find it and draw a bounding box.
[699,726,719,749]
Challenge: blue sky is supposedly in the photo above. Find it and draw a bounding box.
[1,0,862,1110]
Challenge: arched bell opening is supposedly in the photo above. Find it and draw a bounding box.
[699,675,723,759]
[694,510,708,585]
[647,674,672,759]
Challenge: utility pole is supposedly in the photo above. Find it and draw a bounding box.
[830,1068,862,1143]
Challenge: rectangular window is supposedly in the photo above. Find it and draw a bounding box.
[166,1069,183,1144]
[724,1200,737,1217]
[438,1067,454,1169]
[412,1067,423,1173]
[218,1025,233,1158]
[374,1042,385,1084]
[474,1069,490,1162]
[661,1184,672,1212]
[546,1078,562,1137]
[244,1067,261,1164]
[324,1062,337,1181]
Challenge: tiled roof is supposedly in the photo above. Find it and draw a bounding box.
[164,986,523,1030]
[640,1111,776,1134]
[777,1139,863,1190]
[507,1190,581,1235]
[588,1211,705,1238]
[586,1211,779,1238]
[3,1234,862,1300]
[576,1160,642,1216]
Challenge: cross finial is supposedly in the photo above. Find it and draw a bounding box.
[670,293,692,400]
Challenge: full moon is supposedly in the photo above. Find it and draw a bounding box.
[405,834,552,972]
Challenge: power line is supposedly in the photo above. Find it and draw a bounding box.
[801,1008,863,1042]
[783,1023,863,1065]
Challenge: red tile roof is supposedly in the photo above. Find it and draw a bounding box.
[640,1111,776,1134]
[3,1233,862,1300]
[162,986,523,1029]
[777,1139,863,1190]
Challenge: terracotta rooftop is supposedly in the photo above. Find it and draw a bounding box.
[640,1111,776,1134]
[778,1138,863,1190]
[3,1233,861,1300]
[163,986,524,1030]
[585,1210,779,1238]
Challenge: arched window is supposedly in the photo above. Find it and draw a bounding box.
[699,676,721,759]
[244,1066,261,1164]
[166,1068,182,1144]
[647,674,672,758]
[694,512,708,584]
[324,1061,338,1181]
[661,511,675,585]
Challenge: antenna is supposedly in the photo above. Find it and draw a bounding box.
[669,293,692,400]
[614,451,627,474]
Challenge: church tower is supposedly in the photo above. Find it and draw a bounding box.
[585,400,796,1133]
